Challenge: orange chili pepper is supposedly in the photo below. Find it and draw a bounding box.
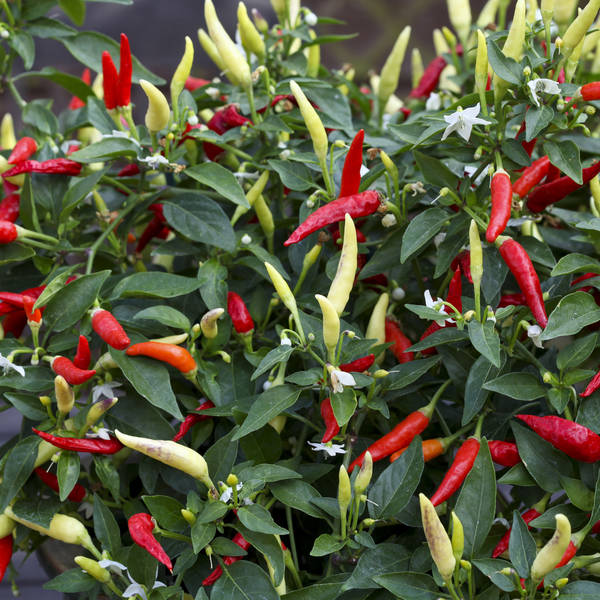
[126,341,197,375]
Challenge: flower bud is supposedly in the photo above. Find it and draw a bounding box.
[373,369,389,378]
[181,509,197,525]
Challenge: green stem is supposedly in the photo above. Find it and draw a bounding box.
[6,78,25,109]
[285,505,300,573]
[246,84,260,125]
[319,156,334,198]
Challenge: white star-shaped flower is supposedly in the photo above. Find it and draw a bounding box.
[78,501,94,519]
[359,164,370,177]
[424,290,454,326]
[92,381,123,403]
[307,441,347,456]
[527,324,544,348]
[0,354,24,377]
[97,563,164,600]
[86,427,111,440]
[330,369,356,394]
[426,92,441,111]
[139,154,169,170]
[98,559,127,572]
[441,103,489,142]
[280,336,292,346]
[219,482,243,503]
[463,165,487,187]
[527,78,561,108]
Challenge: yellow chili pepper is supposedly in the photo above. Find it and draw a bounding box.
[231,170,270,225]
[327,213,358,316]
[591,175,600,215]
[433,28,450,55]
[0,515,15,539]
[554,0,578,27]
[562,0,600,60]
[315,294,340,362]
[253,9,269,34]
[54,375,74,415]
[411,48,424,88]
[338,465,351,536]
[265,261,305,341]
[86,397,118,429]
[139,79,170,133]
[477,0,501,27]
[380,151,399,192]
[270,0,287,24]
[526,0,539,23]
[238,2,265,60]
[541,0,554,28]
[197,28,228,76]
[34,440,59,468]
[366,292,389,363]
[530,514,572,581]
[378,26,411,114]
[583,16,600,55]
[171,36,194,120]
[419,493,456,581]
[469,219,483,296]
[181,509,196,525]
[74,556,111,584]
[566,32,585,81]
[306,30,321,78]
[451,511,464,562]
[254,194,274,251]
[0,113,15,150]
[475,29,489,104]
[200,308,224,339]
[354,451,373,496]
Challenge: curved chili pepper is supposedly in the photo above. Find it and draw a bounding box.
[73,336,91,370]
[527,162,600,213]
[339,129,364,198]
[0,535,13,583]
[284,191,381,246]
[91,308,130,350]
[172,400,214,442]
[2,158,82,178]
[390,437,445,463]
[581,369,600,397]
[185,76,211,91]
[512,156,550,198]
[118,33,132,107]
[498,292,527,308]
[128,513,172,571]
[409,55,447,98]
[430,437,480,506]
[51,356,96,385]
[320,397,340,443]
[32,428,124,454]
[227,291,254,334]
[204,105,252,161]
[385,318,414,364]
[136,214,166,252]
[581,81,600,101]
[492,507,541,558]
[486,169,512,243]
[0,220,17,243]
[102,51,119,110]
[126,341,196,374]
[339,354,375,373]
[202,533,250,586]
[516,414,600,462]
[34,467,86,502]
[68,68,91,110]
[498,238,547,328]
[0,193,20,222]
[7,137,37,164]
[488,440,521,467]
[450,250,473,284]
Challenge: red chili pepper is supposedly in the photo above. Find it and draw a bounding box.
[73,335,91,370]
[0,292,26,308]
[581,369,600,397]
[185,76,211,91]
[516,121,536,157]
[227,291,254,334]
[136,214,166,252]
[348,398,438,472]
[450,250,473,284]
[512,156,551,198]
[498,238,547,328]
[172,400,214,442]
[339,129,364,199]
[284,191,381,246]
[128,513,172,571]
[545,163,561,182]
[498,292,527,308]
[320,397,340,443]
[32,428,124,454]
[0,220,17,244]
[385,318,414,364]
[581,81,600,101]
[571,272,600,292]
[516,414,600,462]
[126,341,196,374]
[486,169,512,243]
[0,535,13,583]
[202,533,250,586]
[409,56,447,98]
[390,437,447,463]
[492,507,541,558]
[488,440,521,467]
[118,163,141,178]
[102,51,119,110]
[91,308,130,350]
[34,467,86,502]
[527,162,600,213]
[22,296,41,323]
[2,312,27,337]
[339,354,375,373]
[68,68,91,110]
[204,106,252,161]
[430,436,480,506]
[0,193,20,222]
[7,137,37,164]
[118,33,132,107]
[2,158,82,178]
[51,356,96,385]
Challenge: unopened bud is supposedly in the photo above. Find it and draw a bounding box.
[39,395,51,407]
[373,369,389,378]
[463,310,475,321]
[181,509,196,525]
[74,556,111,584]
[586,105,596,115]
[392,287,405,301]
[241,233,252,245]
[523,66,531,77]
[226,473,239,486]
[556,578,568,589]
[381,213,397,228]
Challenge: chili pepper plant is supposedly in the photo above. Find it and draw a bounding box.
[5,0,600,598]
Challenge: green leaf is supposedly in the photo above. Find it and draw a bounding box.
[94,457,120,502]
[69,137,140,162]
[310,534,345,556]
[544,139,582,184]
[142,495,186,531]
[400,208,450,263]
[57,451,80,502]
[211,561,279,600]
[236,524,285,585]
[280,583,341,600]
[330,387,356,427]
[233,385,301,440]
[268,159,314,191]
[237,504,288,535]
[468,320,501,367]
[59,0,86,25]
[197,259,228,309]
[22,102,58,136]
[11,497,60,529]
[541,292,600,340]
[61,169,107,220]
[407,328,469,352]
[472,558,515,592]
[10,31,35,69]
[368,436,424,519]
[525,105,554,141]
[509,511,537,578]
[462,355,501,426]
[483,372,546,400]
[587,469,600,529]
[205,430,238,484]
[16,67,92,101]
[134,306,191,330]
[384,356,441,390]
[251,345,294,381]
[560,582,600,599]
[373,572,439,600]
[92,493,121,554]
[191,521,215,553]
[561,475,594,510]
[43,569,96,593]
[112,272,201,299]
[109,348,183,419]
[270,480,325,519]
[342,543,410,590]
[413,150,458,188]
[0,244,35,265]
[162,194,236,253]
[185,163,249,208]
[551,253,600,276]
[487,38,522,84]
[557,332,597,371]
[0,436,39,513]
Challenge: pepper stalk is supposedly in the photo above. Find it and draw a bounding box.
[469,219,483,320]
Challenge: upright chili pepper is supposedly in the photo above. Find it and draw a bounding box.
[118,33,132,107]
[91,308,130,350]
[68,68,91,110]
[2,158,82,178]
[408,56,447,98]
[7,137,37,164]
[0,193,19,222]
[172,400,214,442]
[73,336,91,370]
[34,467,86,502]
[451,250,473,283]
[512,156,550,198]
[486,169,512,243]
[284,191,381,246]
[203,105,252,161]
[126,341,197,375]
[339,354,375,373]
[102,51,119,110]
[516,121,537,158]
[140,79,170,133]
[488,440,521,467]
[516,414,600,462]
[320,397,340,443]
[128,513,172,571]
[581,368,600,397]
[32,429,124,454]
[527,162,600,213]
[185,76,211,91]
[136,214,167,252]
[51,356,96,385]
[327,213,358,316]
[227,292,254,334]
[339,129,364,198]
[22,296,41,324]
[385,318,414,364]
[202,533,251,586]
[498,238,547,328]
[0,535,13,583]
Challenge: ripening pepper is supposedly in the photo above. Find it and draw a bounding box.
[419,493,456,581]
[327,213,358,315]
[171,36,194,119]
[530,514,572,582]
[139,80,170,133]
